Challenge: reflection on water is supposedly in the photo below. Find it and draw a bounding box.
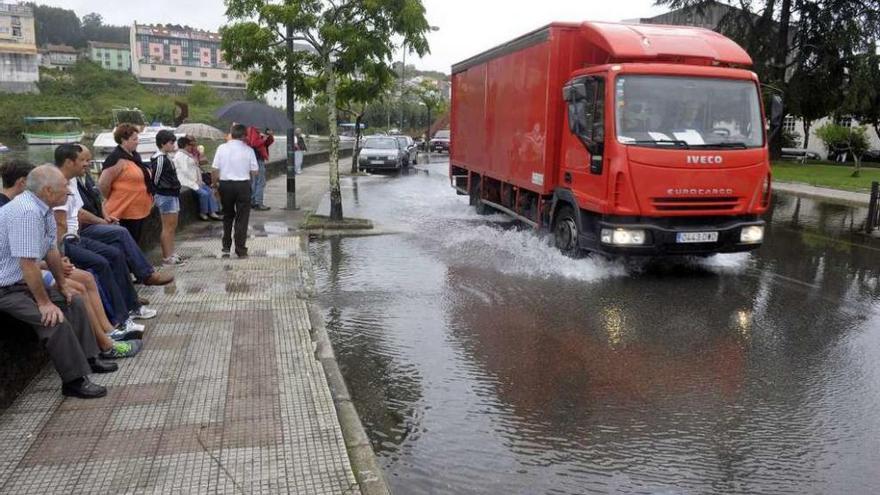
[0,137,58,165]
[311,165,880,494]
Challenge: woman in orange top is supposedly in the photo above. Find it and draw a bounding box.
[98,123,154,243]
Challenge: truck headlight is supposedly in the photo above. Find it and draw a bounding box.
[740,225,764,243]
[601,228,646,245]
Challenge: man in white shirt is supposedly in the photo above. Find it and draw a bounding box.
[212,124,258,257]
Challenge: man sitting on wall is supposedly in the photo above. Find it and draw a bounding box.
[0,165,116,399]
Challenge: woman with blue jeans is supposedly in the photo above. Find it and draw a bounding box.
[174,136,221,221]
[151,130,184,266]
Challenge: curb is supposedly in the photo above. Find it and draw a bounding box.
[773,181,871,208]
[299,237,392,495]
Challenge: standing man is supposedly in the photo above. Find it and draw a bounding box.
[293,128,307,175]
[246,126,274,211]
[0,165,115,399]
[212,124,258,258]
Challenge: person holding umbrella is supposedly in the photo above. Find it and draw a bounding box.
[211,124,258,258]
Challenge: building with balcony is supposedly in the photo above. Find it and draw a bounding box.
[88,41,131,72]
[130,23,246,93]
[38,44,78,70]
[0,2,38,93]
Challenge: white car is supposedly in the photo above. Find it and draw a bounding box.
[358,136,404,172]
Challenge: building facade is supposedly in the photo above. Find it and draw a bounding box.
[0,2,38,93]
[39,44,78,70]
[129,23,246,91]
[88,41,130,71]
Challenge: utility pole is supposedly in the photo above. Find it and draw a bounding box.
[399,44,406,131]
[285,23,297,210]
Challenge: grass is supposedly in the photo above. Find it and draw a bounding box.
[301,213,373,231]
[771,161,880,193]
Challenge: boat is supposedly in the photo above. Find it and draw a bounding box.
[22,116,84,145]
[93,108,183,161]
[0,143,8,153]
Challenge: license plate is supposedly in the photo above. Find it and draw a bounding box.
[676,231,718,243]
[370,160,384,165]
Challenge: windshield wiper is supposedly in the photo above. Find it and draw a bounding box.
[691,142,749,149]
[630,139,690,149]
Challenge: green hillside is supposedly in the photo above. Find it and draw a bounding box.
[0,61,228,136]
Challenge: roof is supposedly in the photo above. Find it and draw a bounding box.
[581,21,752,67]
[88,41,130,50]
[44,44,78,54]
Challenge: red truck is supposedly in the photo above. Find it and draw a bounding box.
[449,22,782,256]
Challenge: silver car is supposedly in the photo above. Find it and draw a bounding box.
[392,135,418,166]
[358,136,404,171]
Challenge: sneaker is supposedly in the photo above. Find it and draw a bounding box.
[162,255,186,266]
[109,325,144,341]
[221,248,231,257]
[254,205,271,211]
[199,213,209,221]
[208,213,223,221]
[100,340,143,359]
[123,318,145,331]
[130,306,157,320]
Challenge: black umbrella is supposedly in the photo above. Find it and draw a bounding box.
[215,100,293,132]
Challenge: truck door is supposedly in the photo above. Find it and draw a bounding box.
[561,76,607,213]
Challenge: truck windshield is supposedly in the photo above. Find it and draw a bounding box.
[615,75,763,149]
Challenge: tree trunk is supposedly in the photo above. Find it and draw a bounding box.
[351,113,363,174]
[802,119,812,150]
[852,156,861,178]
[326,64,343,221]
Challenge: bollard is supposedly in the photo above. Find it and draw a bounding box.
[868,181,880,234]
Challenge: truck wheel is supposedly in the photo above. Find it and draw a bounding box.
[553,206,581,257]
[469,178,492,215]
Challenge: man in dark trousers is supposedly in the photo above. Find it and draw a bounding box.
[0,165,116,399]
[212,124,258,257]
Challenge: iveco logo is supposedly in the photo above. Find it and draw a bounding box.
[687,155,724,165]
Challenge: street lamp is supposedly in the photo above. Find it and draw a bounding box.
[400,25,439,133]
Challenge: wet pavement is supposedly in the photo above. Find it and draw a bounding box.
[310,157,880,494]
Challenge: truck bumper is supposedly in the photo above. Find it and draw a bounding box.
[581,215,765,256]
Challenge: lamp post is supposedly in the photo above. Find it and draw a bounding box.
[285,23,298,210]
[399,25,439,133]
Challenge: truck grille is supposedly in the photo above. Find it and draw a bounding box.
[651,196,740,211]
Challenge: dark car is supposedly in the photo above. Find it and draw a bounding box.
[863,149,880,163]
[392,135,418,166]
[429,129,450,153]
[358,136,404,172]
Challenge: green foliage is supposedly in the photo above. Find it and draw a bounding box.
[815,123,870,156]
[772,161,880,192]
[29,4,129,47]
[781,128,801,148]
[186,83,223,107]
[0,61,227,135]
[845,49,880,141]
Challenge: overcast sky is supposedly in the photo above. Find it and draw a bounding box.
[43,0,667,73]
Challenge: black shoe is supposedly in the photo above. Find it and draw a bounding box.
[236,250,248,258]
[87,358,118,374]
[62,377,107,399]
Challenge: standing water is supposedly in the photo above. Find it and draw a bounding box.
[309,159,880,494]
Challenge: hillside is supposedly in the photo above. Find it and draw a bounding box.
[0,61,227,135]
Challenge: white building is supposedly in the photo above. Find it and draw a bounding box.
[0,2,38,93]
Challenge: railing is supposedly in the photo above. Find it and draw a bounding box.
[867,181,880,234]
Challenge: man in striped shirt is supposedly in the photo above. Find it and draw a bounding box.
[0,165,115,399]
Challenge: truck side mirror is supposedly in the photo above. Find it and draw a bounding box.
[769,95,784,139]
[564,77,605,168]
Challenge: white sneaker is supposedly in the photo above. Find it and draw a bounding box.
[130,306,157,320]
[124,318,145,331]
[163,254,186,266]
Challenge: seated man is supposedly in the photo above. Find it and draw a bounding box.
[53,145,159,331]
[0,165,116,399]
[62,145,173,287]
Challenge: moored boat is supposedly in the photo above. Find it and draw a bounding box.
[22,116,84,145]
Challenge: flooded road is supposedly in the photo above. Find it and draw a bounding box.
[309,158,880,494]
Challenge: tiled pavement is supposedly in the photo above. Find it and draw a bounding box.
[0,167,363,494]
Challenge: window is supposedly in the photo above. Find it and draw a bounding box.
[11,16,21,37]
[221,73,228,79]
[169,67,176,73]
[200,72,207,78]
[150,64,156,71]
[835,116,852,128]
[185,70,192,76]
[783,115,797,133]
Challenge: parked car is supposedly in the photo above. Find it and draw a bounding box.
[392,135,418,166]
[781,148,821,162]
[358,136,405,172]
[430,129,450,153]
[862,149,880,163]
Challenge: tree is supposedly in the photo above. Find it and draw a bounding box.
[815,123,870,176]
[335,65,397,173]
[222,0,431,221]
[411,79,446,146]
[31,4,84,47]
[845,47,880,143]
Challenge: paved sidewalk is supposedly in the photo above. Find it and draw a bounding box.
[773,181,872,207]
[0,164,365,494]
